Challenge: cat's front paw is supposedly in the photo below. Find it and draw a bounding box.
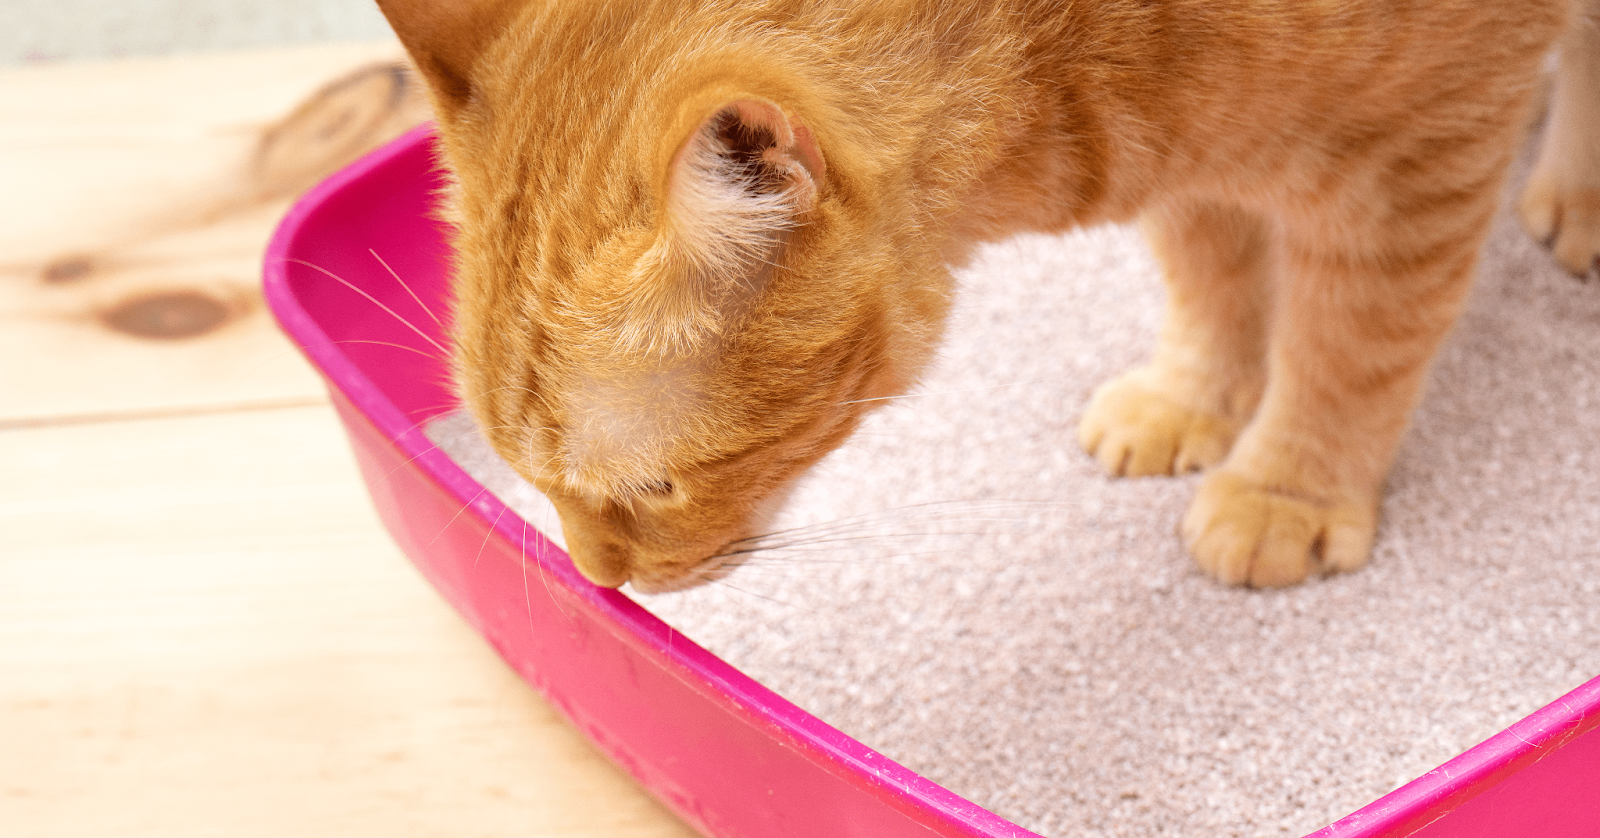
[1078,369,1239,477]
[1180,470,1376,587]
[1519,170,1600,277]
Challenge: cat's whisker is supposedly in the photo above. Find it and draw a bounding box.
[470,438,560,626]
[834,437,921,472]
[699,577,820,614]
[518,517,543,633]
[723,498,1065,549]
[283,257,450,355]
[473,499,514,569]
[713,544,1002,601]
[470,382,563,417]
[725,534,996,568]
[705,506,1075,582]
[725,549,933,572]
[387,399,473,448]
[742,530,997,553]
[519,437,570,619]
[712,500,1069,576]
[429,482,495,548]
[369,247,444,327]
[746,498,1098,560]
[412,420,562,560]
[736,523,986,551]
[228,338,450,399]
[722,504,931,547]
[521,437,563,501]
[833,378,1046,408]
[330,338,446,361]
[387,422,525,479]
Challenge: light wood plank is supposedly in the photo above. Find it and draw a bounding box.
[0,43,430,426]
[0,405,701,838]
[0,42,411,262]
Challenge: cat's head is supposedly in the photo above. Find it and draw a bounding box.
[378,0,951,591]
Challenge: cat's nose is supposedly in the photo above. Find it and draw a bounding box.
[555,510,631,588]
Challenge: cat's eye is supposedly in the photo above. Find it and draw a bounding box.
[640,480,675,497]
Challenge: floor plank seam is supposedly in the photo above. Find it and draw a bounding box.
[0,395,330,432]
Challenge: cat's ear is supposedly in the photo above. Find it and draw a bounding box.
[663,99,826,274]
[374,0,520,114]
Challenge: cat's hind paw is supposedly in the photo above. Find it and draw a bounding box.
[1520,21,1600,278]
[1181,470,1376,588]
[1519,173,1600,277]
[1078,370,1239,477]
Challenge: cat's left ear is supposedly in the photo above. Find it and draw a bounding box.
[662,99,826,271]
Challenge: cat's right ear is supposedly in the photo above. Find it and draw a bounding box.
[374,0,519,115]
[663,99,826,275]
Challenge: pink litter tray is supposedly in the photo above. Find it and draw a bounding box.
[263,124,1600,838]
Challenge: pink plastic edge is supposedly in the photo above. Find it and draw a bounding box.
[263,123,1032,838]
[1309,676,1600,837]
[261,123,1600,838]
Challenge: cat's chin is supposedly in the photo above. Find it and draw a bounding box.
[627,552,746,595]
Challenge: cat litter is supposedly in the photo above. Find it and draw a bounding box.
[265,125,1600,838]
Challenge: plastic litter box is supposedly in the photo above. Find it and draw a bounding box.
[263,124,1600,838]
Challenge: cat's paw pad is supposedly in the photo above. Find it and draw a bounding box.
[1078,371,1237,477]
[1181,470,1376,587]
[1519,170,1600,277]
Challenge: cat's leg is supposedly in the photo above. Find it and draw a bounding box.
[1519,5,1600,276]
[1182,203,1491,587]
[1079,201,1270,476]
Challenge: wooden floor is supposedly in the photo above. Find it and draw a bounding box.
[0,43,700,838]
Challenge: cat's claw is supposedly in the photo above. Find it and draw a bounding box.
[1181,470,1376,587]
[1078,370,1238,477]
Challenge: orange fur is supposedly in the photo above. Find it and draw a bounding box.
[376,0,1582,591]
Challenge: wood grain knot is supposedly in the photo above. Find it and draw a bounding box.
[100,290,233,340]
[43,256,94,284]
[253,61,430,200]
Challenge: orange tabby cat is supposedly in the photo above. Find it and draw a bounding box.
[374,0,1596,592]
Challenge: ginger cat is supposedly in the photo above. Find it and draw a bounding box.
[374,0,1598,592]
